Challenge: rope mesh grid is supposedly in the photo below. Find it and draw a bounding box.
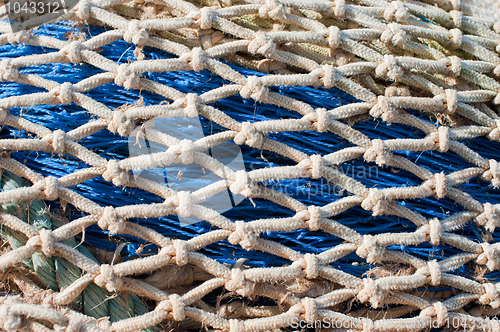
[2,0,500,330]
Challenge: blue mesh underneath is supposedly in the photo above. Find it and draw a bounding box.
[1,21,500,284]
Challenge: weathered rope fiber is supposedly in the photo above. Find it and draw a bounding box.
[0,170,153,327]
[2,0,500,331]
[3,22,500,269]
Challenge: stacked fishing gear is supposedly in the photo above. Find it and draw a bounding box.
[1,0,500,331]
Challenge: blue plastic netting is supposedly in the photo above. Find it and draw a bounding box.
[1,21,500,284]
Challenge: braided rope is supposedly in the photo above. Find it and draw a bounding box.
[1,0,500,331]
[0,171,153,328]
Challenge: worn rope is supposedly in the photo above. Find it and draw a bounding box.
[1,0,500,331]
[0,170,154,328]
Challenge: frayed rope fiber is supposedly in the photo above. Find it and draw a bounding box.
[0,170,153,327]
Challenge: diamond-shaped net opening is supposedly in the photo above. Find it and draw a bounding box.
[2,0,500,331]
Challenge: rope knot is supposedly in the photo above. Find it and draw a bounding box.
[240,76,269,102]
[314,108,328,132]
[94,264,123,292]
[447,56,461,77]
[363,139,390,166]
[228,220,258,250]
[301,297,318,323]
[494,63,500,77]
[384,1,409,22]
[114,63,141,90]
[176,191,192,218]
[124,20,149,45]
[433,172,447,199]
[234,122,264,148]
[51,82,74,104]
[356,234,385,264]
[442,89,457,114]
[303,253,319,279]
[248,32,277,57]
[172,239,188,266]
[64,41,85,64]
[199,7,216,29]
[176,139,195,165]
[421,302,448,327]
[449,0,460,10]
[369,96,398,123]
[419,218,441,246]
[0,59,19,82]
[180,47,206,72]
[494,92,500,105]
[98,206,126,234]
[357,278,384,308]
[432,89,458,113]
[450,10,462,28]
[361,188,387,216]
[327,26,341,50]
[480,283,500,308]
[476,203,500,232]
[380,23,406,46]
[168,294,186,321]
[478,243,500,271]
[484,160,500,189]
[308,155,324,179]
[108,108,134,136]
[44,176,59,201]
[229,170,255,197]
[38,229,55,257]
[317,64,342,89]
[225,266,254,296]
[258,0,286,20]
[45,129,66,154]
[376,54,404,81]
[449,29,462,49]
[489,120,500,141]
[184,93,200,117]
[430,126,450,152]
[297,206,322,231]
[76,0,91,21]
[385,85,410,97]
[417,260,442,286]
[307,206,321,231]
[102,159,131,187]
[334,0,346,19]
[428,260,442,286]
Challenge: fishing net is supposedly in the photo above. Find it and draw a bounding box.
[2,0,500,331]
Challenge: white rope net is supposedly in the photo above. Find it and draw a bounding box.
[2,0,500,330]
